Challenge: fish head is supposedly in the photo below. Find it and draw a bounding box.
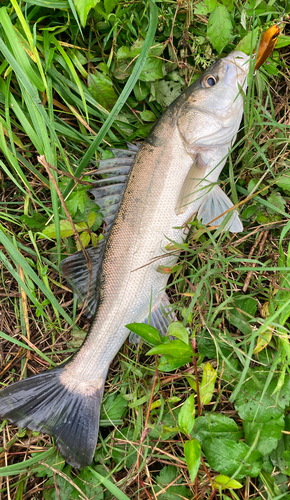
[177,51,250,149]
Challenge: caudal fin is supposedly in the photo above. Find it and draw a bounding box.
[0,366,105,468]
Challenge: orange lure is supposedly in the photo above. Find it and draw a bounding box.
[255,24,280,70]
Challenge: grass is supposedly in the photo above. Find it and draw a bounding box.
[0,0,290,499]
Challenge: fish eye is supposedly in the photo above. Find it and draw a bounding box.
[202,74,218,88]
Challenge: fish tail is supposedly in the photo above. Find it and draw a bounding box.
[0,365,106,469]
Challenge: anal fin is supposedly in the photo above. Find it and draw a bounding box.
[129,293,176,344]
[197,184,243,233]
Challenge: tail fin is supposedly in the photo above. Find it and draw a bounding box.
[0,366,105,469]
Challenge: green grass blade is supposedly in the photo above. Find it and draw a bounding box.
[87,467,131,500]
[0,448,54,476]
[0,226,72,323]
[62,1,159,200]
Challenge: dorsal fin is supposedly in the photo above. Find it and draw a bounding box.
[60,243,105,317]
[90,143,141,235]
[61,143,141,315]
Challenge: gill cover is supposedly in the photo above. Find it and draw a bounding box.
[177,51,249,151]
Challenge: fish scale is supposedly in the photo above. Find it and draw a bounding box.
[0,50,251,469]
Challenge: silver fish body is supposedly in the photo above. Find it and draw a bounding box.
[0,51,250,468]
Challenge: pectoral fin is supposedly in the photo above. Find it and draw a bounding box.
[197,184,243,233]
[175,154,208,215]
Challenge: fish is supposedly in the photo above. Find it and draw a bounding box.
[0,29,278,469]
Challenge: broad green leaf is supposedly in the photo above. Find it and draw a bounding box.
[241,203,259,220]
[139,57,163,82]
[42,220,87,239]
[140,110,156,122]
[78,230,90,249]
[270,415,290,475]
[267,192,286,215]
[88,72,118,110]
[20,214,47,229]
[74,0,100,26]
[221,0,233,11]
[207,5,233,53]
[87,211,97,228]
[203,438,262,479]
[158,354,193,372]
[65,189,86,217]
[129,39,145,58]
[43,468,74,500]
[253,327,273,354]
[178,395,195,435]
[126,323,161,345]
[116,46,130,60]
[72,467,103,499]
[233,294,257,318]
[213,475,243,489]
[147,339,193,358]
[276,176,290,193]
[111,428,137,468]
[91,232,99,247]
[168,321,189,344]
[155,465,177,485]
[194,0,213,15]
[276,35,290,49]
[243,416,285,456]
[104,0,118,14]
[203,0,217,12]
[134,80,150,101]
[184,439,201,483]
[236,28,259,54]
[101,394,128,420]
[199,362,217,406]
[154,465,191,500]
[235,374,290,423]
[194,414,243,444]
[152,80,182,107]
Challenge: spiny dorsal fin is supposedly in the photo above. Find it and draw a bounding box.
[61,143,141,315]
[90,143,141,235]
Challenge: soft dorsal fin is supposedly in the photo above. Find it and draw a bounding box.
[60,242,105,317]
[90,143,140,235]
[61,143,141,315]
[175,154,208,215]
